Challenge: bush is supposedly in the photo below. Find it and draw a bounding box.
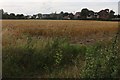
[3,37,85,77]
[81,37,120,78]
[3,35,120,78]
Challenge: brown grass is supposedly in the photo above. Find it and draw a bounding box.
[2,20,118,45]
[1,20,119,78]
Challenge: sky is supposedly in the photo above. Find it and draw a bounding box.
[0,0,119,15]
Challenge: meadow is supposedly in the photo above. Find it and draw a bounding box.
[2,20,120,78]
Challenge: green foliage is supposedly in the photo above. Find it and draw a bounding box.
[81,37,120,78]
[3,37,85,77]
[3,36,120,78]
[54,49,63,65]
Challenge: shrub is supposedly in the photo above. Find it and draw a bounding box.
[81,36,120,78]
[3,37,85,77]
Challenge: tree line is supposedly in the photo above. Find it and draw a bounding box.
[0,8,120,20]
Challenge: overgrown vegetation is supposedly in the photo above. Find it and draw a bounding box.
[3,36,120,78]
[3,37,85,77]
[2,20,119,78]
[81,39,120,78]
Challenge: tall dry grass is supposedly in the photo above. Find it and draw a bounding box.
[2,20,120,78]
[2,20,118,45]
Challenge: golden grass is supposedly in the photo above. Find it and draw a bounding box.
[2,20,118,45]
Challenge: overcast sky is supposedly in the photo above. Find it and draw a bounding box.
[0,0,119,15]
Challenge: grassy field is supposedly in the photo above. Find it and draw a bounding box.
[2,20,120,78]
[2,20,118,45]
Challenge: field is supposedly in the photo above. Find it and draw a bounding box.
[2,20,118,45]
[2,20,120,78]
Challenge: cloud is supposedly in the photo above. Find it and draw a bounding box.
[0,0,119,2]
[0,1,118,15]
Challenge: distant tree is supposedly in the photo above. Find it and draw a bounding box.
[59,11,64,19]
[69,13,74,19]
[3,12,9,19]
[118,14,120,18]
[31,15,37,19]
[60,11,64,14]
[25,15,30,19]
[98,9,110,20]
[37,13,42,19]
[80,8,89,19]
[88,10,94,16]
[105,9,109,13]
[63,12,69,17]
[16,14,25,19]
[9,13,16,19]
[109,10,115,19]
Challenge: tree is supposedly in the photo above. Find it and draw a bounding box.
[88,10,94,16]
[16,14,25,19]
[31,15,37,19]
[60,11,64,14]
[3,12,9,19]
[63,12,69,17]
[118,14,120,18]
[9,13,16,19]
[37,13,42,19]
[69,13,74,19]
[80,8,89,19]
[25,15,31,19]
[59,11,64,20]
[109,10,115,19]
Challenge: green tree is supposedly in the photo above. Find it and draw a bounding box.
[3,12,9,19]
[9,13,16,19]
[16,14,25,19]
[80,8,89,19]
[60,11,64,20]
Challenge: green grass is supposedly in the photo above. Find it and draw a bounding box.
[3,36,120,78]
